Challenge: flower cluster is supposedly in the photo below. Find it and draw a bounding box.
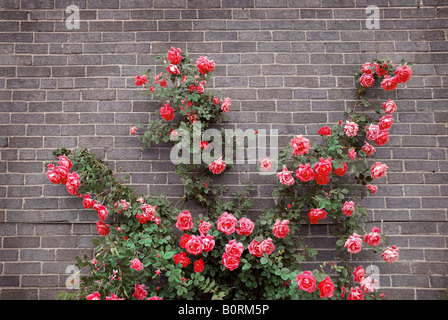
[46,155,80,196]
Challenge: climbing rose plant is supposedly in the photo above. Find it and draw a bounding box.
[50,49,412,300]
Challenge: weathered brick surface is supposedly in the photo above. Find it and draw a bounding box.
[0,0,447,300]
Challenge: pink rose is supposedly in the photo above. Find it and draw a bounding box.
[198,220,212,235]
[394,65,412,83]
[132,283,148,300]
[375,130,390,146]
[86,291,101,300]
[381,245,399,263]
[344,120,359,137]
[248,239,263,257]
[58,154,73,170]
[194,259,205,273]
[159,103,174,121]
[296,271,316,293]
[185,236,204,256]
[381,75,398,91]
[225,239,244,257]
[222,252,240,271]
[360,73,375,88]
[201,235,215,252]
[221,97,231,113]
[313,157,332,175]
[97,205,108,221]
[342,201,355,217]
[360,276,376,293]
[353,266,365,282]
[382,98,397,113]
[370,162,388,180]
[318,277,335,298]
[307,208,327,224]
[236,217,254,236]
[115,199,130,212]
[277,165,295,186]
[134,75,148,87]
[379,114,394,131]
[166,64,180,75]
[46,164,61,184]
[365,124,380,141]
[259,156,272,172]
[344,233,363,254]
[176,210,194,231]
[364,227,381,246]
[217,212,238,235]
[147,296,163,300]
[260,237,275,255]
[272,219,290,238]
[347,287,364,300]
[196,56,215,74]
[167,47,182,65]
[295,163,315,182]
[361,141,376,156]
[65,172,81,196]
[333,162,348,176]
[290,134,310,156]
[366,184,378,194]
[130,258,143,271]
[209,157,226,174]
[348,148,357,159]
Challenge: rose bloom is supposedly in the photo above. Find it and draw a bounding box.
[65,172,81,196]
[115,199,130,212]
[290,134,310,156]
[86,291,101,300]
[342,201,355,217]
[200,140,210,150]
[196,56,215,74]
[381,75,399,91]
[167,47,182,65]
[209,157,226,174]
[179,234,191,248]
[132,283,148,300]
[353,266,365,282]
[344,120,359,137]
[46,163,61,184]
[360,276,376,293]
[173,252,190,268]
[394,65,412,83]
[374,61,389,76]
[318,277,335,298]
[166,64,180,75]
[236,217,254,236]
[382,245,399,263]
[194,259,205,273]
[315,173,330,185]
[96,220,109,236]
[222,252,240,271]
[201,235,215,252]
[248,239,263,257]
[360,73,375,88]
[185,236,204,256]
[225,239,244,257]
[375,130,390,146]
[97,205,108,221]
[212,96,221,105]
[333,162,348,176]
[134,75,148,87]
[296,271,316,293]
[217,212,238,235]
[313,157,332,175]
[147,296,163,300]
[344,233,363,254]
[364,227,381,246]
[159,103,174,121]
[82,194,95,209]
[130,126,137,135]
[347,287,364,300]
[370,162,389,180]
[260,237,275,255]
[308,208,327,224]
[277,165,295,186]
[295,163,315,182]
[318,126,331,136]
[365,124,380,141]
[259,156,272,172]
[366,184,378,194]
[176,210,194,231]
[361,62,373,74]
[198,220,212,235]
[382,98,397,113]
[130,258,143,271]
[221,97,231,113]
[379,114,394,131]
[53,165,69,184]
[106,293,124,300]
[272,219,290,238]
[348,148,357,160]
[58,154,73,170]
[361,141,376,156]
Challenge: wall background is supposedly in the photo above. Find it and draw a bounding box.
[0,0,447,300]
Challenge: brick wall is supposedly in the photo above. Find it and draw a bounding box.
[0,0,447,300]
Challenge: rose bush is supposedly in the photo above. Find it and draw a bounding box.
[51,51,412,300]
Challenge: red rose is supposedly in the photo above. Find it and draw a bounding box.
[313,157,332,175]
[159,103,174,121]
[318,277,335,298]
[333,162,348,176]
[260,237,275,255]
[58,154,73,170]
[248,239,263,257]
[374,62,388,76]
[296,271,316,293]
[347,287,364,300]
[217,212,238,235]
[295,163,315,182]
[200,235,215,252]
[167,47,182,65]
[97,205,108,221]
[134,75,148,87]
[314,173,330,185]
[194,259,204,273]
[360,73,375,88]
[361,141,376,156]
[222,252,240,271]
[364,227,381,246]
[225,239,244,257]
[185,236,203,256]
[375,130,390,146]
[381,75,398,91]
[96,220,109,236]
[176,210,194,231]
[179,234,191,248]
[196,56,215,74]
[166,64,180,75]
[173,252,190,268]
[379,114,394,131]
[235,217,254,236]
[132,283,148,300]
[82,194,95,209]
[318,126,331,136]
[394,65,412,83]
[307,208,327,224]
[353,266,365,282]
